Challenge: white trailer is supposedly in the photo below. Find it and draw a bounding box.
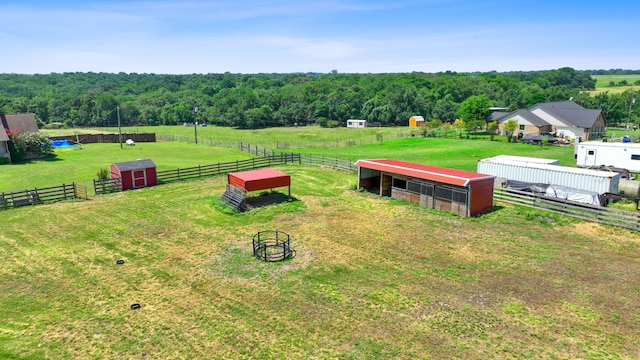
[575,141,640,173]
[478,157,620,194]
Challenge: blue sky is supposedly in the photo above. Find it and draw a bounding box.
[1,0,638,74]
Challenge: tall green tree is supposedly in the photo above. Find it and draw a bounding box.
[457,95,492,124]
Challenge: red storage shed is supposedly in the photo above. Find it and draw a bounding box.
[355,159,495,217]
[110,159,157,190]
[227,168,291,195]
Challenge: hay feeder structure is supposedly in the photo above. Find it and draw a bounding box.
[252,230,296,262]
[222,168,291,211]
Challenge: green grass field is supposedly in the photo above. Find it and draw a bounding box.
[2,128,640,359]
[5,130,576,192]
[589,74,639,95]
[0,142,254,192]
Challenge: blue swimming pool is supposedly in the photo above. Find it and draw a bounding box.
[51,140,79,148]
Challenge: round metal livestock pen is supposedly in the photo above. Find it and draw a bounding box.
[252,230,296,262]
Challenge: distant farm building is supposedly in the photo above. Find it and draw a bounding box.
[346,119,367,128]
[409,116,425,127]
[110,159,157,190]
[355,159,495,217]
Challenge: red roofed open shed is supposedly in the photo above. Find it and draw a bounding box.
[111,159,157,190]
[355,159,495,217]
[228,168,291,195]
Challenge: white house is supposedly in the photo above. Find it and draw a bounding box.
[346,119,367,128]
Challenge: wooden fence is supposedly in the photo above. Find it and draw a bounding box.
[0,183,83,210]
[93,177,123,196]
[156,154,300,183]
[157,134,237,148]
[50,133,156,144]
[238,142,357,172]
[159,131,428,150]
[494,188,640,231]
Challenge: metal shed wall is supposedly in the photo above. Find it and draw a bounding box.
[477,158,619,194]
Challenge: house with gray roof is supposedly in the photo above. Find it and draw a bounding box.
[0,125,10,161]
[495,101,605,141]
[1,113,40,163]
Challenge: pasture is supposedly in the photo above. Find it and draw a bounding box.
[589,74,639,95]
[1,129,640,359]
[0,142,254,191]
[3,130,577,192]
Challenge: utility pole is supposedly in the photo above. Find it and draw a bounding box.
[194,103,199,144]
[117,106,122,149]
[628,91,636,131]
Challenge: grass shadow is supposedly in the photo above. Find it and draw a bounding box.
[245,192,299,210]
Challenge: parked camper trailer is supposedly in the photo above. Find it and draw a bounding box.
[575,141,640,173]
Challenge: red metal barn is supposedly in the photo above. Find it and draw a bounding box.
[227,168,291,195]
[110,159,157,190]
[354,159,495,217]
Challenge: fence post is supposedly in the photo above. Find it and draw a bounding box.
[198,165,202,178]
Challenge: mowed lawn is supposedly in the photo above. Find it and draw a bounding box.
[0,141,255,192]
[2,135,577,193]
[1,163,639,359]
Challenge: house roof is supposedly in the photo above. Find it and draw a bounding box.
[355,159,494,187]
[0,113,39,134]
[495,101,604,130]
[495,109,551,127]
[410,116,425,121]
[489,111,510,121]
[531,101,603,128]
[112,159,156,171]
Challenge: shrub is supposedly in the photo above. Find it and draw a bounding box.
[326,120,341,128]
[8,131,53,162]
[96,168,110,180]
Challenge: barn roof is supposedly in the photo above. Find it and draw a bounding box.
[355,159,494,187]
[228,168,290,192]
[112,159,156,171]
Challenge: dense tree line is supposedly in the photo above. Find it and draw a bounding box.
[0,67,636,129]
